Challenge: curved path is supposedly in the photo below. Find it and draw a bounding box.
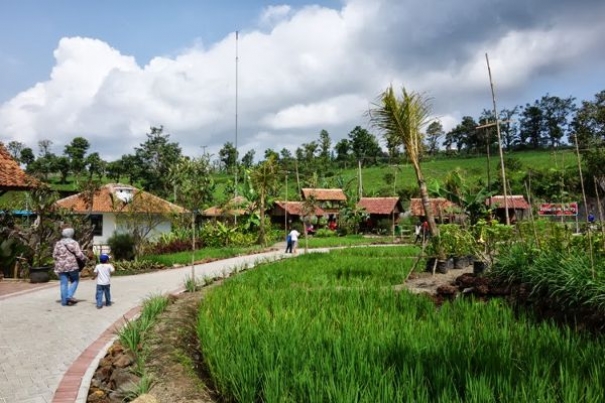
[0,249,293,403]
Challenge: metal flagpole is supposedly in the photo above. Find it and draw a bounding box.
[234,30,239,225]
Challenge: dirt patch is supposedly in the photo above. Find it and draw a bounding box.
[87,285,222,403]
[397,264,474,295]
[143,290,218,403]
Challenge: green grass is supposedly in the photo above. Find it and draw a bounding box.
[196,246,605,402]
[142,245,266,266]
[302,234,401,248]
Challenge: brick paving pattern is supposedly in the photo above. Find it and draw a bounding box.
[0,250,289,403]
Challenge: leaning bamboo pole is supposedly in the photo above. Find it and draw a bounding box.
[594,176,605,250]
[574,133,594,279]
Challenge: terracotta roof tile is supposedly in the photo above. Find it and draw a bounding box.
[55,183,189,214]
[409,198,460,216]
[486,195,530,210]
[301,188,347,201]
[357,197,402,215]
[274,201,326,216]
[0,142,39,191]
[202,196,250,217]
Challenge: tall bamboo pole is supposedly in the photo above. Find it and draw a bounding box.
[574,132,594,278]
[485,53,509,225]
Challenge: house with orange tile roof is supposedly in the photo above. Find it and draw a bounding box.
[300,188,347,215]
[0,142,39,195]
[357,197,404,232]
[55,183,189,246]
[486,195,531,223]
[409,197,462,223]
[269,201,327,228]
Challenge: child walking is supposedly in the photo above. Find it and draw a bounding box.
[93,254,115,309]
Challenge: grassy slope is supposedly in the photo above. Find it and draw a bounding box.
[1,149,577,206]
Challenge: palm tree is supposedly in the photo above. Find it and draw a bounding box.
[369,85,443,256]
[250,157,279,245]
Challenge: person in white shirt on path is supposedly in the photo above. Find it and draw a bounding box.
[288,229,301,254]
[93,254,115,309]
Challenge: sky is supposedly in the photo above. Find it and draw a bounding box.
[1,0,604,162]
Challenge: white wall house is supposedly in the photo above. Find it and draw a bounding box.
[55,183,189,251]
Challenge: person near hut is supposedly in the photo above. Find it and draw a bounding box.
[288,228,301,254]
[414,221,423,244]
[285,233,293,253]
[421,220,430,241]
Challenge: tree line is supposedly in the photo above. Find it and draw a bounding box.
[4,89,605,202]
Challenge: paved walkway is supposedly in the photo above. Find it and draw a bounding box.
[0,249,292,403]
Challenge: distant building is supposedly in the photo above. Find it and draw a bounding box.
[55,183,189,246]
[486,195,530,223]
[357,197,404,232]
[409,197,461,223]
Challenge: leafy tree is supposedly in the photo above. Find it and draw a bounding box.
[318,129,332,166]
[54,156,71,184]
[301,141,318,164]
[264,148,279,162]
[540,94,576,147]
[425,120,444,155]
[7,141,24,162]
[169,156,215,211]
[279,148,294,171]
[519,102,544,148]
[348,126,382,166]
[85,152,105,180]
[105,160,124,183]
[499,107,519,150]
[64,137,90,180]
[241,149,255,168]
[369,86,441,254]
[20,147,35,168]
[29,140,56,181]
[573,90,605,186]
[117,154,139,184]
[219,141,238,172]
[384,130,402,162]
[334,138,351,165]
[446,116,479,152]
[134,126,182,197]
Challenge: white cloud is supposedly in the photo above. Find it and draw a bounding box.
[259,5,292,27]
[1,0,604,161]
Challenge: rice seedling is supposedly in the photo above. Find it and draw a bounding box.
[196,247,605,402]
[117,295,170,357]
[121,372,154,402]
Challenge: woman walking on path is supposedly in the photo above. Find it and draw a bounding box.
[53,227,88,306]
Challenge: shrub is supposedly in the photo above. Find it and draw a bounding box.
[113,260,166,274]
[315,228,336,238]
[107,233,136,261]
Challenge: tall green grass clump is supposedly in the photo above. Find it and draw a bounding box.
[196,248,605,402]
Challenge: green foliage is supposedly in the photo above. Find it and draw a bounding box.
[112,260,165,275]
[197,247,605,402]
[198,221,256,248]
[314,228,336,238]
[143,244,264,267]
[107,233,136,261]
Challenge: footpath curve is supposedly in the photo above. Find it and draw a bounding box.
[0,249,291,403]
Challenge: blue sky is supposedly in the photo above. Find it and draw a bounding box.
[1,0,604,161]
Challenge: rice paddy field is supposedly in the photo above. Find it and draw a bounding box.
[196,246,605,403]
